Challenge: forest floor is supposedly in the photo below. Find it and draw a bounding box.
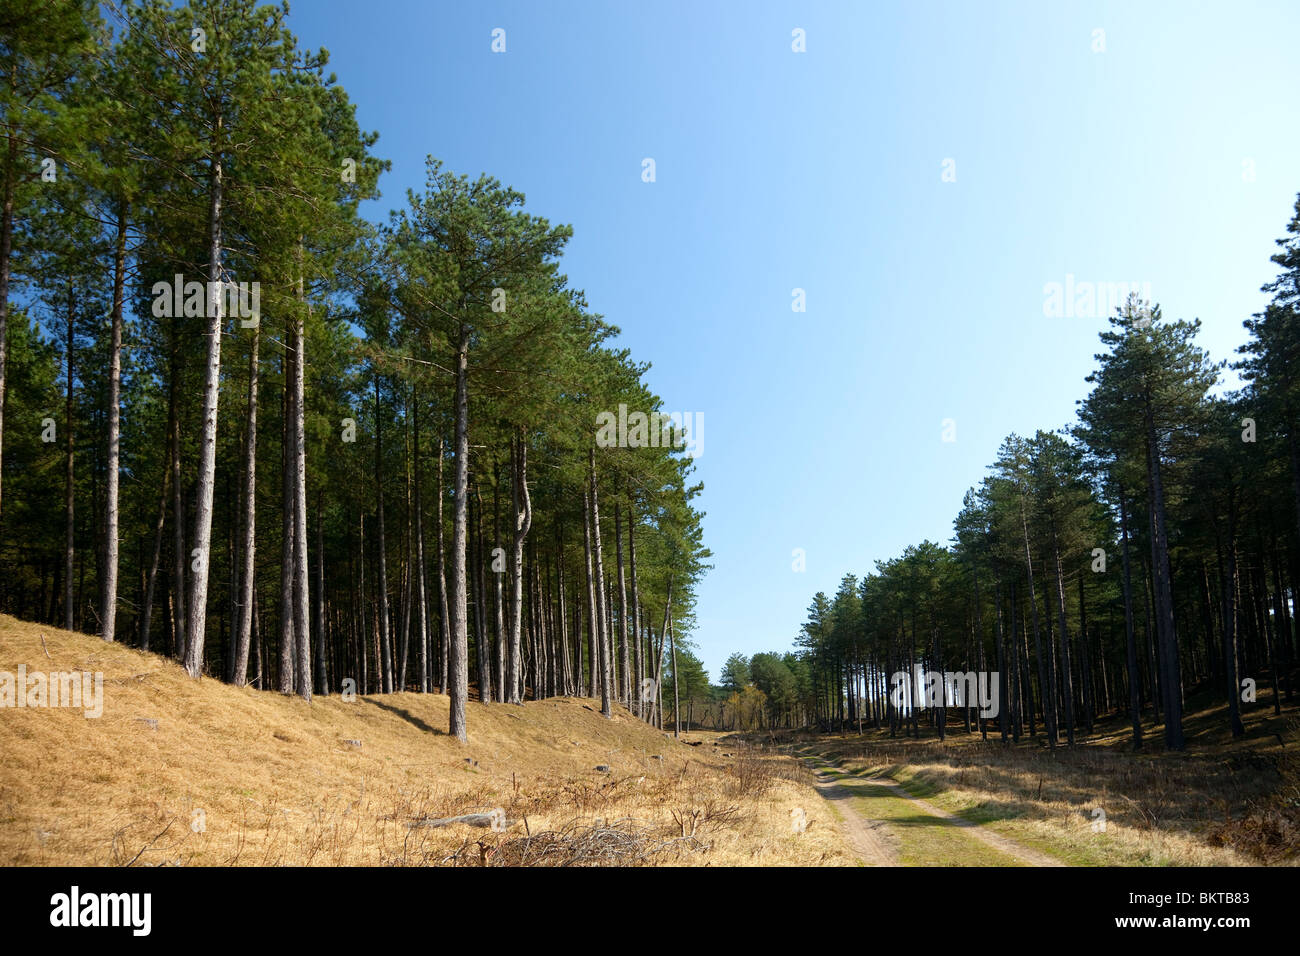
[747,695,1300,866]
[6,613,1297,866]
[0,615,848,866]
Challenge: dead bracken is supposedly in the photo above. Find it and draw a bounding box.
[451,818,711,867]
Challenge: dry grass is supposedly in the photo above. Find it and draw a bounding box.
[0,615,849,867]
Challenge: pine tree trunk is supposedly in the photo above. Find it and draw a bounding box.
[1019,498,1055,748]
[397,400,412,693]
[657,588,671,729]
[436,438,450,694]
[1269,537,1293,702]
[1220,500,1245,736]
[557,533,571,696]
[279,347,296,694]
[669,614,680,737]
[101,208,127,642]
[1143,389,1184,750]
[232,321,259,685]
[169,347,186,661]
[571,559,583,695]
[972,561,986,739]
[473,480,492,702]
[993,577,1009,741]
[448,325,470,741]
[0,139,15,525]
[1051,529,1076,747]
[583,487,598,699]
[492,459,506,702]
[615,501,629,706]
[140,426,172,652]
[315,491,327,695]
[589,450,612,718]
[628,506,643,718]
[358,511,368,693]
[414,399,430,693]
[1118,487,1143,750]
[183,129,226,680]
[374,375,392,693]
[252,592,262,688]
[64,283,75,632]
[1078,571,1094,732]
[507,432,532,704]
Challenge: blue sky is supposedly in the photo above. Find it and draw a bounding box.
[284,0,1300,681]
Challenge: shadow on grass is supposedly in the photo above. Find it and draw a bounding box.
[364,697,445,736]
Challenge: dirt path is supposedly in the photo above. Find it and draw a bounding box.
[802,754,1064,867]
[808,763,898,865]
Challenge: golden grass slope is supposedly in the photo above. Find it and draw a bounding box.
[0,615,848,866]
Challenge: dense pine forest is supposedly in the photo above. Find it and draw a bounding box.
[0,0,710,742]
[6,0,1298,752]
[755,209,1300,748]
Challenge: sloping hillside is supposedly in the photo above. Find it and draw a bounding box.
[0,615,847,866]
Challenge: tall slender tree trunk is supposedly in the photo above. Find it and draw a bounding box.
[557,534,571,696]
[473,481,492,702]
[169,343,186,661]
[656,588,672,729]
[1284,394,1300,605]
[64,282,75,632]
[572,560,584,695]
[1143,389,1184,750]
[358,511,368,693]
[414,399,430,693]
[615,501,629,706]
[374,375,392,693]
[669,613,680,737]
[589,449,612,718]
[1078,571,1095,732]
[448,325,470,741]
[1051,529,1076,747]
[183,126,226,680]
[398,389,413,692]
[140,423,172,652]
[583,487,598,699]
[1019,498,1055,748]
[101,208,127,642]
[971,561,986,739]
[436,438,450,693]
[507,432,532,703]
[0,140,16,525]
[1219,499,1245,736]
[232,321,259,685]
[279,346,296,694]
[1269,536,1294,702]
[492,459,506,702]
[628,505,643,718]
[1118,487,1143,750]
[994,577,1009,742]
[252,592,263,687]
[315,493,327,695]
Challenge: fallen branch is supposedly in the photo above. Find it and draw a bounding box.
[124,819,176,867]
